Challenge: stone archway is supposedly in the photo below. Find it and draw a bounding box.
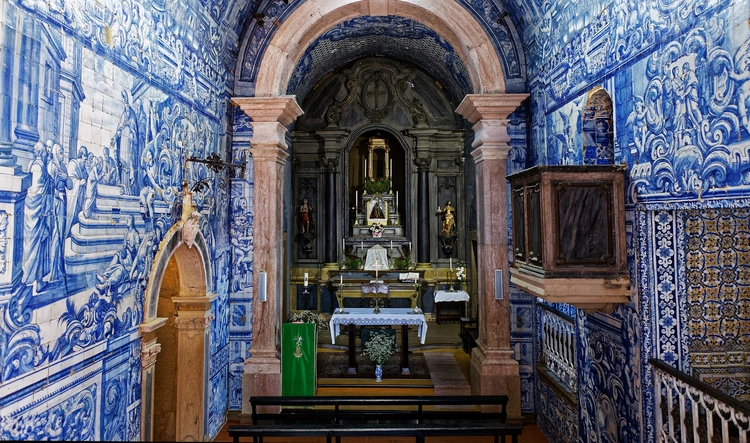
[233,0,529,418]
[138,220,215,441]
[237,0,507,97]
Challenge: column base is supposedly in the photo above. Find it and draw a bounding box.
[470,343,521,418]
[416,262,432,271]
[322,262,339,271]
[242,354,281,415]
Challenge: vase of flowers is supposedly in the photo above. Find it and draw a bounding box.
[361,332,396,382]
[287,310,328,332]
[456,266,466,291]
[369,223,384,238]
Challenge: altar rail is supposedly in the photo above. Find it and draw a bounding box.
[651,358,750,442]
[539,304,577,393]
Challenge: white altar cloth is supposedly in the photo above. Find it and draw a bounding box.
[329,308,428,344]
[434,290,470,303]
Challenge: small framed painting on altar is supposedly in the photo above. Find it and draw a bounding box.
[366,196,388,225]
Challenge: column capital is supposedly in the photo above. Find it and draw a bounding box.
[141,338,162,368]
[232,96,304,126]
[455,94,528,123]
[174,312,215,330]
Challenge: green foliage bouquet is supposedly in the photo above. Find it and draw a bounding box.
[288,310,328,331]
[364,177,391,194]
[361,331,396,365]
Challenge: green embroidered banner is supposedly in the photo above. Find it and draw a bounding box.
[281,323,317,396]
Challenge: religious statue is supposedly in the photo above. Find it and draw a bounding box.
[436,200,456,236]
[369,198,386,219]
[299,198,313,235]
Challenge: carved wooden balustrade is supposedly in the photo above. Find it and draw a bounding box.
[651,358,750,442]
[539,304,577,394]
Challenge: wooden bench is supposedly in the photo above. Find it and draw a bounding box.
[228,395,523,443]
[460,317,478,354]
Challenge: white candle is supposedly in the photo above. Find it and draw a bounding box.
[355,191,358,210]
[408,241,411,250]
[449,258,452,270]
[340,275,343,286]
[390,240,393,250]
[304,273,308,287]
[343,238,345,254]
[390,159,393,177]
[361,241,364,254]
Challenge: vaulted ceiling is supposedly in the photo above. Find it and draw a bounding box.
[226,0,532,100]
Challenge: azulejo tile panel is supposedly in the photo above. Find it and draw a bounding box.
[680,208,750,398]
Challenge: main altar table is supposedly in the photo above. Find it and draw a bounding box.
[329,308,428,375]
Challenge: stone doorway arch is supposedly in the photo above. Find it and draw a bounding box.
[138,218,215,441]
[233,0,529,418]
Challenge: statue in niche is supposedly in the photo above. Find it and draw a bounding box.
[299,198,313,235]
[436,200,456,236]
[369,199,386,219]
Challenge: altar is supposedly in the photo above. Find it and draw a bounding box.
[329,308,427,375]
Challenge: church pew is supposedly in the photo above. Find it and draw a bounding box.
[229,395,520,443]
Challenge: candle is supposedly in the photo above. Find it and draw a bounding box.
[449,258,452,270]
[390,240,393,250]
[343,238,345,254]
[396,191,398,211]
[355,191,358,209]
[340,275,343,286]
[304,273,308,287]
[390,159,393,177]
[361,241,364,255]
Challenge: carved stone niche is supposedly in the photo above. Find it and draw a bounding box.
[506,165,630,313]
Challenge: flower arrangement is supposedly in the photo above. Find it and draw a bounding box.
[288,310,328,332]
[343,254,362,270]
[392,253,410,269]
[361,331,396,365]
[369,223,384,238]
[364,177,391,194]
[456,266,466,281]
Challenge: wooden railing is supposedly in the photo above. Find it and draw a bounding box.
[651,358,750,442]
[540,304,577,393]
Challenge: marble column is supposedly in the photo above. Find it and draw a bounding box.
[13,13,40,153]
[172,298,215,442]
[317,130,347,268]
[323,158,338,265]
[414,156,431,266]
[456,94,528,417]
[233,96,303,415]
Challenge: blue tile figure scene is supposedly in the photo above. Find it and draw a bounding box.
[0,0,748,441]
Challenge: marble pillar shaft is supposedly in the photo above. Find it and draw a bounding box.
[233,96,303,416]
[325,168,336,263]
[417,169,430,263]
[248,130,287,355]
[457,93,528,418]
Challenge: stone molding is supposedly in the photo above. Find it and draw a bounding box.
[246,0,505,96]
[141,339,162,369]
[174,312,215,330]
[455,94,528,123]
[232,96,304,126]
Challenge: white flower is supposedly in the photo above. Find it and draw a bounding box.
[456,266,466,281]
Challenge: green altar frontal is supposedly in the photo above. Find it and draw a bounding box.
[281,323,318,396]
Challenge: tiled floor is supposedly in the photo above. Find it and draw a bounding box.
[213,421,550,442]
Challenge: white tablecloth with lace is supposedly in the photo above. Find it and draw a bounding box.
[434,290,470,303]
[329,308,428,344]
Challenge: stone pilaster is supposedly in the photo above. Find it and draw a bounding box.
[233,96,303,414]
[456,93,528,417]
[172,296,215,442]
[140,337,162,442]
[317,129,348,267]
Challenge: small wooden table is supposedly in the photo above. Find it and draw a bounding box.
[329,308,428,375]
[434,290,470,324]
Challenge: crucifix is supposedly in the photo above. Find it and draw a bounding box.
[373,257,382,281]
